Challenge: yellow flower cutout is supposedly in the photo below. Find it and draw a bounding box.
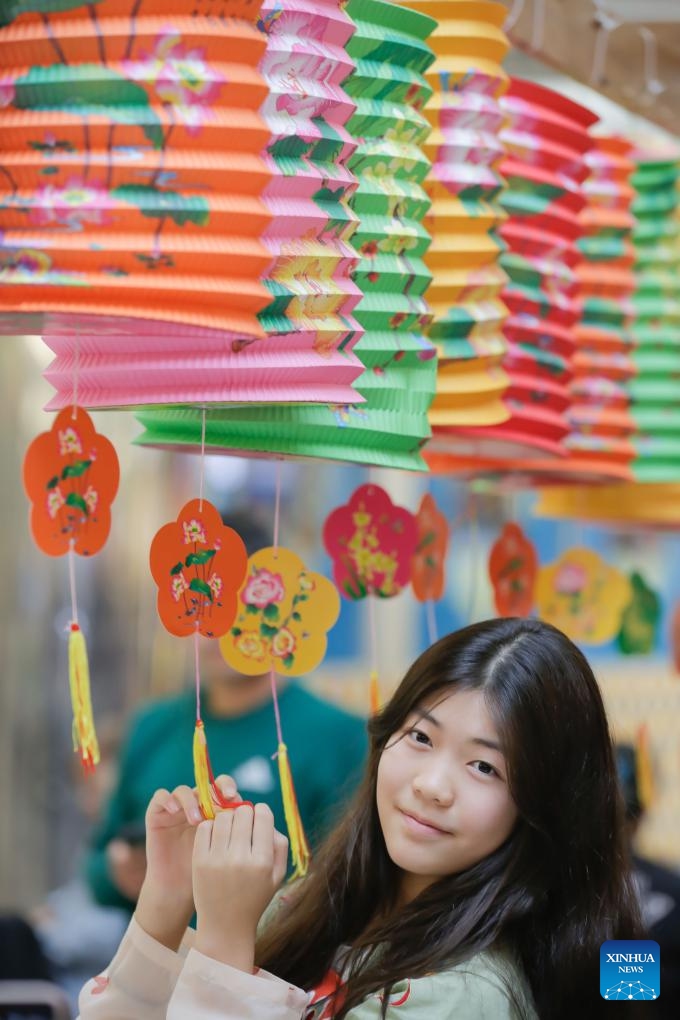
[219,546,340,676]
[535,547,632,645]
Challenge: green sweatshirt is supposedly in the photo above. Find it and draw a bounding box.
[86,684,368,911]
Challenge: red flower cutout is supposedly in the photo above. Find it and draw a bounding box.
[23,406,119,557]
[488,523,538,617]
[150,498,247,638]
[323,484,418,599]
[411,494,449,603]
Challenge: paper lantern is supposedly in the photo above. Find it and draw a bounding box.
[553,136,637,483]
[427,79,598,477]
[23,406,119,557]
[394,1,512,461]
[323,483,418,599]
[1,0,369,407]
[534,481,680,529]
[629,157,680,483]
[488,522,537,617]
[616,572,661,655]
[23,406,120,770]
[536,547,631,644]
[253,0,364,393]
[411,492,449,603]
[220,547,340,677]
[135,0,438,470]
[149,497,250,819]
[323,481,418,710]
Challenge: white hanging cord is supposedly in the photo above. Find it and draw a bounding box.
[198,407,206,511]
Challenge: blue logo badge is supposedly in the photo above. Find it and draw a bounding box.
[600,940,660,1001]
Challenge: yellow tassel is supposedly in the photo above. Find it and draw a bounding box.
[277,742,310,878]
[369,669,381,716]
[68,624,100,772]
[193,720,216,820]
[635,724,655,812]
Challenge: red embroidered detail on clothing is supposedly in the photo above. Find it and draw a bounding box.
[306,968,346,1019]
[379,981,411,1006]
[91,975,109,995]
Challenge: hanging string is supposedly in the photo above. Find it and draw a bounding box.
[68,540,78,625]
[273,459,282,558]
[268,480,285,743]
[267,466,310,875]
[426,599,437,646]
[72,334,80,420]
[270,666,284,747]
[368,592,380,714]
[194,625,201,723]
[198,407,206,511]
[466,492,479,626]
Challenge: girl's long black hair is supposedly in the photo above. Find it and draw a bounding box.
[256,618,645,1018]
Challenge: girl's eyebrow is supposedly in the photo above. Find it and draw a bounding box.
[414,709,503,753]
[469,737,503,754]
[414,707,441,727]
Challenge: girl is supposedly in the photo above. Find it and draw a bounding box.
[78,618,644,1019]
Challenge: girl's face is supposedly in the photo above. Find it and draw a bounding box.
[376,687,518,903]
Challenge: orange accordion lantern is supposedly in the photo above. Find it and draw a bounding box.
[0,0,365,408]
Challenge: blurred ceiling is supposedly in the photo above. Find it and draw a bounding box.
[504,0,680,141]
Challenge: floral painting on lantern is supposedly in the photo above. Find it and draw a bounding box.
[150,499,247,639]
[0,0,268,294]
[535,547,631,645]
[220,547,340,676]
[23,406,119,557]
[323,484,418,600]
[488,522,538,618]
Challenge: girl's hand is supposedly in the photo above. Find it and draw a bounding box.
[193,803,289,971]
[136,776,239,950]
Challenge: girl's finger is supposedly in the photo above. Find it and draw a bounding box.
[214,774,239,801]
[211,805,236,854]
[147,788,174,816]
[229,803,255,851]
[251,803,275,865]
[171,784,203,825]
[193,819,214,863]
[273,830,289,886]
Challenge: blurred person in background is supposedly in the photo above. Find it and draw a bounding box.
[0,720,129,1017]
[85,508,368,914]
[616,743,680,1015]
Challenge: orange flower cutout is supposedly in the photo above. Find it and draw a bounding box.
[489,523,538,618]
[23,406,119,557]
[411,494,449,603]
[150,499,247,638]
[220,547,340,676]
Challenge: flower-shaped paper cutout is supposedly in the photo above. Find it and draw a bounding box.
[150,499,247,638]
[23,406,119,557]
[411,494,449,603]
[323,485,418,600]
[617,572,661,656]
[536,547,631,645]
[219,547,339,677]
[489,523,538,618]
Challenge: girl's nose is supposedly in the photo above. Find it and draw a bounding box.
[412,766,455,807]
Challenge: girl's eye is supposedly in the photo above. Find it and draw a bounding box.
[472,760,498,777]
[407,727,432,747]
